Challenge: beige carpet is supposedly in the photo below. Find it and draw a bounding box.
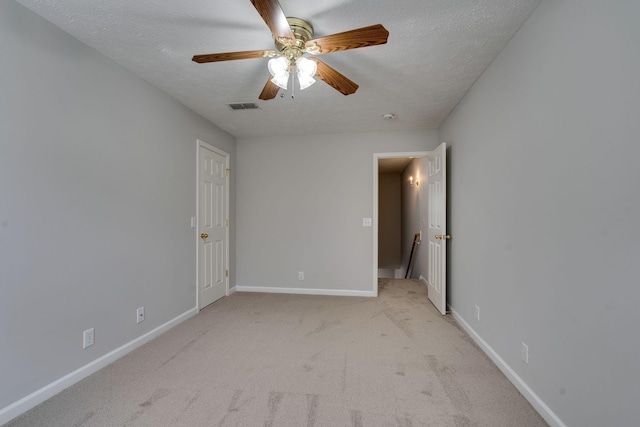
[6,279,547,426]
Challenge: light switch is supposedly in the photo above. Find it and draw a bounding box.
[363,218,372,227]
[190,216,197,228]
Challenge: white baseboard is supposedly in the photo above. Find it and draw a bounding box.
[378,269,406,280]
[0,307,198,426]
[236,286,375,297]
[377,268,395,279]
[228,286,237,295]
[450,307,566,427]
[419,275,429,287]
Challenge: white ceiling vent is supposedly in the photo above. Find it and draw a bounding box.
[227,103,259,110]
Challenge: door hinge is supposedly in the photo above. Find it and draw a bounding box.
[225,219,229,227]
[225,168,230,176]
[225,269,229,277]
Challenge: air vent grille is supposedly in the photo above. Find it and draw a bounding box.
[227,103,259,110]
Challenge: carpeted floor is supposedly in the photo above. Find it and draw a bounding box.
[6,279,547,426]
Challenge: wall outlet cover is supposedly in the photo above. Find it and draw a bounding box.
[83,328,94,349]
[522,342,529,364]
[137,307,145,323]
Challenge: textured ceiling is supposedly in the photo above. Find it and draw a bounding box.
[16,0,541,138]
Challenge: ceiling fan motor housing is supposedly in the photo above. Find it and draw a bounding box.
[274,17,314,60]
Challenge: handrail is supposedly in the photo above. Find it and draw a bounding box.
[404,232,421,279]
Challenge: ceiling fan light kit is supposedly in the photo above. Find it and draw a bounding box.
[267,55,317,91]
[192,0,389,100]
[267,56,290,89]
[296,57,317,90]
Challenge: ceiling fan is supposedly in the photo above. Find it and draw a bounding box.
[192,0,389,100]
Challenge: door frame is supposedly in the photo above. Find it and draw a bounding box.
[196,139,230,312]
[373,151,430,296]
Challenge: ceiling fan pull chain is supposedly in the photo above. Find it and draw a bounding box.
[291,69,295,99]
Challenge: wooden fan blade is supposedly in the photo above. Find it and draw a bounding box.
[259,77,280,100]
[310,58,359,96]
[305,24,389,55]
[250,0,294,42]
[192,50,277,63]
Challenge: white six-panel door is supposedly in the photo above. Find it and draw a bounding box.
[198,143,228,309]
[427,143,447,315]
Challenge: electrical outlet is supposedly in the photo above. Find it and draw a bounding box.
[475,305,480,321]
[83,328,94,349]
[137,307,145,324]
[298,272,304,280]
[362,218,372,227]
[522,342,529,364]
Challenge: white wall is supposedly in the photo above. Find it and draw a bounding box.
[400,158,429,279]
[236,130,438,294]
[439,0,640,425]
[0,0,235,417]
[378,173,401,268]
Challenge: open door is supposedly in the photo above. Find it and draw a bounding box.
[427,143,448,314]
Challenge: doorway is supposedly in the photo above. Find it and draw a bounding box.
[373,144,448,314]
[373,151,429,297]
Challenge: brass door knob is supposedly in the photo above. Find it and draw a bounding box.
[444,234,452,240]
[200,233,208,239]
[435,234,442,240]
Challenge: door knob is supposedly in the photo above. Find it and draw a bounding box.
[444,234,452,240]
[435,234,442,240]
[200,233,208,239]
